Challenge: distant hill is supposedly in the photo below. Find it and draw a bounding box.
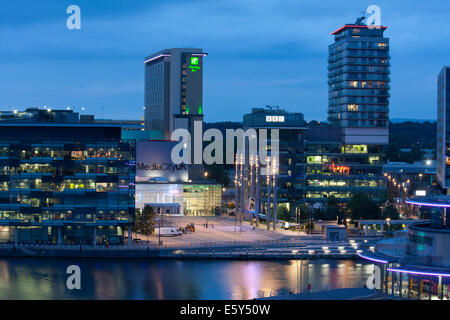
[390,118,436,124]
[389,121,436,149]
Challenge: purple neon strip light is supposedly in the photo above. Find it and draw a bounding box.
[387,268,450,277]
[405,200,450,208]
[357,252,388,264]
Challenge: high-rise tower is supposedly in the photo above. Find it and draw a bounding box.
[437,66,450,191]
[328,16,390,144]
[144,48,207,138]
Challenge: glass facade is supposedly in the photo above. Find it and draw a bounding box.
[136,183,222,216]
[0,125,135,245]
[437,67,450,189]
[305,142,385,202]
[328,25,390,128]
[183,184,222,216]
[243,107,307,214]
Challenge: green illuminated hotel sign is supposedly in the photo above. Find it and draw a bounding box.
[189,56,201,72]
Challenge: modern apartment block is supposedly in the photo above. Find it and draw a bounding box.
[0,111,135,245]
[314,16,391,203]
[328,17,390,145]
[437,66,450,191]
[144,48,207,137]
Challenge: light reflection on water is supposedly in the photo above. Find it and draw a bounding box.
[0,258,373,300]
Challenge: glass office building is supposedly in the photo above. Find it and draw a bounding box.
[243,106,308,215]
[305,127,385,203]
[437,66,450,191]
[0,123,135,245]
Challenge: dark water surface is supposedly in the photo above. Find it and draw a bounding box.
[0,258,373,300]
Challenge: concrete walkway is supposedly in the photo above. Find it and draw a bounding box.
[135,216,319,246]
[261,288,400,300]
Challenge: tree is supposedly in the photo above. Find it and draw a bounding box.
[141,206,157,240]
[227,202,236,209]
[383,205,400,220]
[304,221,314,233]
[321,195,345,222]
[204,164,230,187]
[347,192,380,220]
[297,204,311,224]
[277,206,290,221]
[135,206,157,240]
[134,208,142,235]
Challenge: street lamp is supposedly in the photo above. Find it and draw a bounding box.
[158,207,162,247]
[386,217,391,232]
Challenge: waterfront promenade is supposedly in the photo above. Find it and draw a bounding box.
[0,217,379,259]
[260,288,404,300]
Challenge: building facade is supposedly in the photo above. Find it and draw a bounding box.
[304,126,386,203]
[243,106,308,215]
[135,140,222,216]
[0,121,135,245]
[437,66,450,190]
[328,17,390,144]
[144,48,207,180]
[144,48,207,136]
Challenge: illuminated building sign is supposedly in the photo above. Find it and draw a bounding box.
[415,190,426,197]
[330,163,350,175]
[136,141,189,183]
[189,57,201,72]
[266,115,285,123]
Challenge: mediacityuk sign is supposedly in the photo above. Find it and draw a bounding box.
[136,141,189,183]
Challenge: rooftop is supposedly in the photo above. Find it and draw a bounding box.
[331,24,388,35]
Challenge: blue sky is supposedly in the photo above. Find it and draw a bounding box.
[0,0,448,122]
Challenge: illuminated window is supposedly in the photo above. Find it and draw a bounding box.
[369,156,380,164]
[349,81,358,88]
[348,104,359,111]
[266,116,273,122]
[307,156,322,164]
[342,145,368,154]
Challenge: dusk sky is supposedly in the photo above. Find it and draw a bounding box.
[0,0,449,122]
